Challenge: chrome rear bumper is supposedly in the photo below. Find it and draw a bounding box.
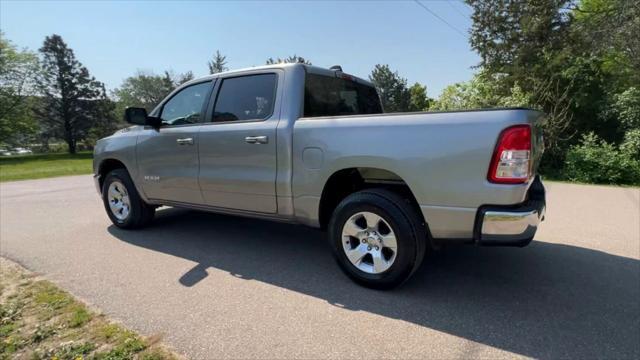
[475,176,546,247]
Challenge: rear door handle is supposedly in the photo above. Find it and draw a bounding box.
[245,136,268,144]
[176,137,194,145]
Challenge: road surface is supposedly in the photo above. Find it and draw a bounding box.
[1,175,639,359]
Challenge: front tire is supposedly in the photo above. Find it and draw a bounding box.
[328,189,427,289]
[102,169,155,229]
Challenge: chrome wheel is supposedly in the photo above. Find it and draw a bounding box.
[107,181,131,221]
[341,211,398,274]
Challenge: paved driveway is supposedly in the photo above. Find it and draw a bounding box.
[1,176,639,359]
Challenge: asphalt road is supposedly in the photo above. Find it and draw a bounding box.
[1,176,639,359]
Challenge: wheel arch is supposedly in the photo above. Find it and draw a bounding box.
[318,167,425,231]
[97,158,129,191]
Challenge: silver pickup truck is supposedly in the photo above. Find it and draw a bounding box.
[94,63,546,288]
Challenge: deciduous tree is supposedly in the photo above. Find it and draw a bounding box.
[112,70,194,115]
[266,55,311,65]
[0,33,39,146]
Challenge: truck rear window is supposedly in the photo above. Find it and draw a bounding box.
[303,73,382,117]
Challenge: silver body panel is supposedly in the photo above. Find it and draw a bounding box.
[291,109,543,238]
[136,125,204,204]
[94,63,545,241]
[197,69,286,214]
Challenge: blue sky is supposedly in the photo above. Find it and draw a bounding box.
[1,0,479,97]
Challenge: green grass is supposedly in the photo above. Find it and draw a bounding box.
[0,152,93,182]
[0,258,177,360]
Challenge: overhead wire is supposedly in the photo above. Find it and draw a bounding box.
[413,0,468,38]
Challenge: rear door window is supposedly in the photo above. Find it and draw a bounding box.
[212,74,277,122]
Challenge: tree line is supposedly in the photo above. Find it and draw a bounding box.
[1,0,638,183]
[0,33,433,155]
[439,0,639,184]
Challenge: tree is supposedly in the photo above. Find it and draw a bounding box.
[465,0,597,167]
[369,64,411,113]
[171,70,194,85]
[573,0,640,85]
[112,70,194,115]
[464,0,639,182]
[432,71,531,110]
[208,50,227,74]
[466,0,572,91]
[408,83,432,111]
[571,0,640,144]
[611,87,640,131]
[266,55,311,65]
[35,34,109,154]
[0,33,39,146]
[85,97,119,147]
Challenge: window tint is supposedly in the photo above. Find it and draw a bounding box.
[213,74,277,122]
[160,82,210,126]
[304,73,383,117]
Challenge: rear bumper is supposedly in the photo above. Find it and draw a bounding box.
[475,176,546,247]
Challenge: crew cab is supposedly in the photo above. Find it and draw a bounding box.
[94,63,546,289]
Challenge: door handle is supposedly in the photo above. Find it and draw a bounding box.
[245,136,268,144]
[176,137,194,145]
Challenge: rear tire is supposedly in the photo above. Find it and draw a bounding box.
[328,189,427,289]
[102,169,155,229]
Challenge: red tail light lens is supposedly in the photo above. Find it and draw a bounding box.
[488,125,531,184]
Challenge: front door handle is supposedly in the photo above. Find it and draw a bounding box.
[176,137,194,145]
[245,136,268,144]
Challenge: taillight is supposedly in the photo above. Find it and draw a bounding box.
[488,125,531,184]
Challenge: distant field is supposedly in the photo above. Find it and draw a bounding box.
[0,152,93,182]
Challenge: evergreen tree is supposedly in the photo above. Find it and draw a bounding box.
[208,50,228,74]
[408,82,432,111]
[35,34,108,153]
[369,64,410,113]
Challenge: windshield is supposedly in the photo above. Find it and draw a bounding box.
[303,73,382,117]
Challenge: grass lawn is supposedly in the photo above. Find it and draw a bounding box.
[0,258,178,360]
[0,152,93,182]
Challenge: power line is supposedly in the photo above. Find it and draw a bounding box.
[413,0,467,38]
[448,1,470,18]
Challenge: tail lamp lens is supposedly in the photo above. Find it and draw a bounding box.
[488,125,531,184]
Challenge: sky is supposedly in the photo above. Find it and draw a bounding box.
[0,0,479,97]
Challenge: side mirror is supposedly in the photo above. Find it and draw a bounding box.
[124,107,161,127]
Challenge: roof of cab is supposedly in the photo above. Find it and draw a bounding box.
[183,63,374,87]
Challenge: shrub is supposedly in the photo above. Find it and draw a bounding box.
[620,128,640,160]
[613,87,640,130]
[565,132,640,185]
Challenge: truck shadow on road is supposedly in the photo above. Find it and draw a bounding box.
[108,207,639,359]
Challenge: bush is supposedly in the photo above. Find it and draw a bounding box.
[613,87,640,130]
[565,132,640,185]
[620,128,640,160]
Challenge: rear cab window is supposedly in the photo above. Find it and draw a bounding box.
[303,73,382,117]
